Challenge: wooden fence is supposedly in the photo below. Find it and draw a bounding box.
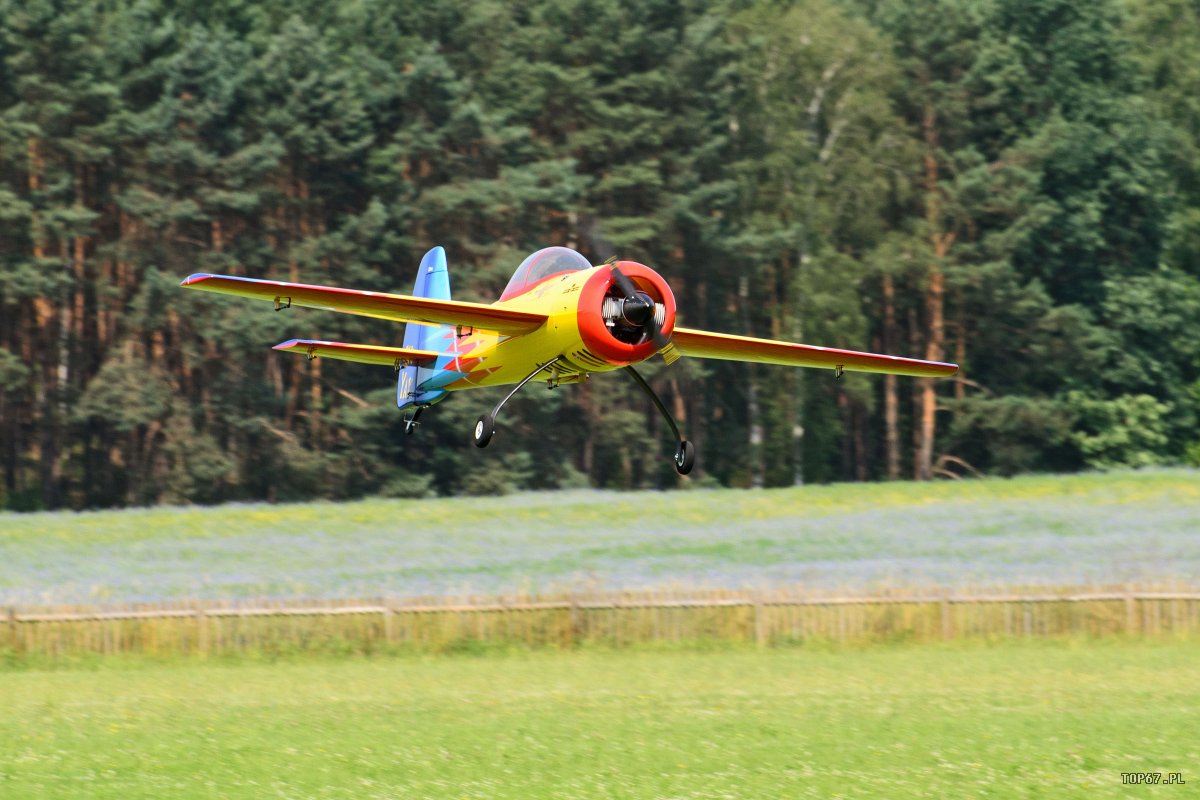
[5,587,1200,659]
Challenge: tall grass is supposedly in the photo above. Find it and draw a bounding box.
[5,584,1198,662]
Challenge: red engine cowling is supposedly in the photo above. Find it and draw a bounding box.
[575,261,676,368]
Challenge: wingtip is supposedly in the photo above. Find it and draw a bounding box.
[272,339,304,351]
[180,273,213,287]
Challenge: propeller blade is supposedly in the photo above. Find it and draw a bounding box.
[609,264,639,299]
[646,308,670,351]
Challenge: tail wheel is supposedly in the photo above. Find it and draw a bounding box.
[473,414,495,448]
[675,440,695,475]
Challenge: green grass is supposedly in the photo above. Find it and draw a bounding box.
[2,469,1199,604]
[2,640,1197,798]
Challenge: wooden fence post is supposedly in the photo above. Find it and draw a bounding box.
[612,596,621,648]
[754,593,767,648]
[940,597,953,640]
[196,608,208,656]
[384,601,396,645]
[1124,589,1137,636]
[567,596,578,649]
[6,607,15,652]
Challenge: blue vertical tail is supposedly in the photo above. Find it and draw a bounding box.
[397,247,457,410]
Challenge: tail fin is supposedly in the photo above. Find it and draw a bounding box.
[397,247,458,410]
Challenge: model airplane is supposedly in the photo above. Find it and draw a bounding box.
[181,246,957,474]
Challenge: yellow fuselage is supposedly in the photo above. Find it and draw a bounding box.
[441,267,601,390]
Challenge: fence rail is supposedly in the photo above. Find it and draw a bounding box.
[5,588,1199,659]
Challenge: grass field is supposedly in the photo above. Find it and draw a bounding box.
[0,640,1196,799]
[2,469,1198,604]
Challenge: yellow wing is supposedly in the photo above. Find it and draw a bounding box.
[272,339,442,367]
[672,327,958,378]
[180,273,546,335]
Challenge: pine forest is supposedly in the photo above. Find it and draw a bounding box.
[1,0,1198,509]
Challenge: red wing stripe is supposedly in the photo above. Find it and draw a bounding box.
[672,327,958,378]
[273,339,442,367]
[181,273,546,335]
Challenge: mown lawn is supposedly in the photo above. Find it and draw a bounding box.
[1,469,1198,604]
[1,639,1197,799]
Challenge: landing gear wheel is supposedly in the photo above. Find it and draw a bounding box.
[674,440,695,475]
[473,414,495,448]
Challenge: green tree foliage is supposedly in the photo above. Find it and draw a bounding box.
[1067,392,1172,469]
[0,0,1194,509]
[1123,0,1200,275]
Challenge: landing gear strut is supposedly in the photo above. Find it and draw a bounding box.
[473,357,562,448]
[624,365,695,475]
[403,406,425,435]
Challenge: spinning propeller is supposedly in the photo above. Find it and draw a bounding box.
[608,264,680,364]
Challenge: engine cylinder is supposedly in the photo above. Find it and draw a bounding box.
[575,261,676,366]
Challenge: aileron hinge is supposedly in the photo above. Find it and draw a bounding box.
[834,364,844,379]
[274,296,292,312]
[456,325,474,338]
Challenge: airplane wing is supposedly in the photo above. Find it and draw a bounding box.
[273,339,442,367]
[672,327,958,378]
[180,273,546,336]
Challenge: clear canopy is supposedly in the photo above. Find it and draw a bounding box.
[501,247,592,299]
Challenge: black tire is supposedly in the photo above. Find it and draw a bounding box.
[674,440,695,475]
[473,414,495,448]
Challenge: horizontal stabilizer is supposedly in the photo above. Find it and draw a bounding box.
[273,339,442,368]
[181,273,546,335]
[672,327,958,378]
